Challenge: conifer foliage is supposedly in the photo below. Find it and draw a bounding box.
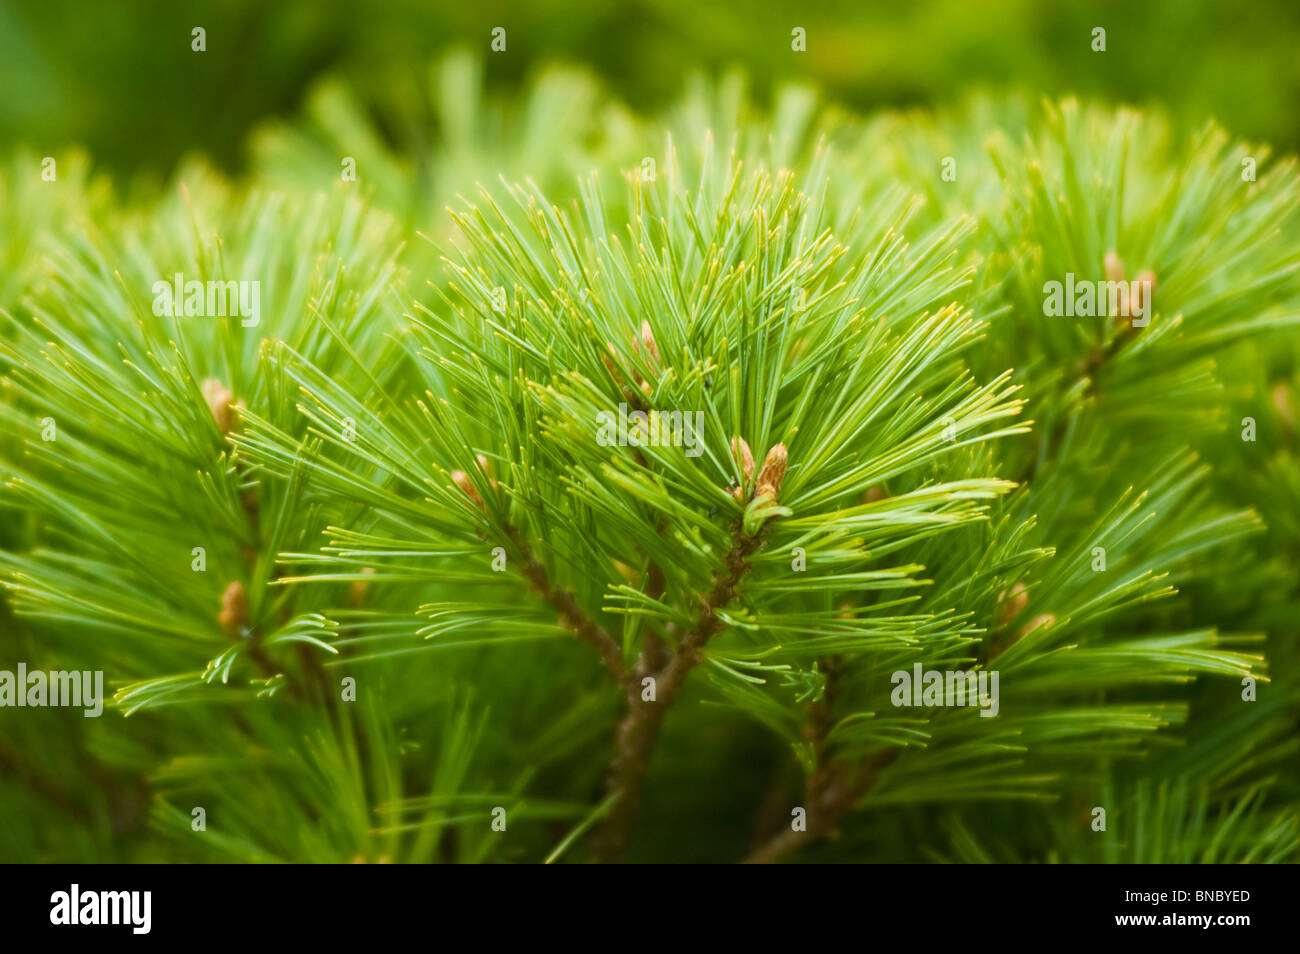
[2,63,1298,863]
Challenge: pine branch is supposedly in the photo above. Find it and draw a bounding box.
[594,437,791,862]
[597,521,769,862]
[743,749,900,864]
[5,82,1298,864]
[505,523,629,689]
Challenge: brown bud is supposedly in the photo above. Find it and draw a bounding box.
[450,470,484,510]
[1272,383,1295,432]
[348,566,376,608]
[730,437,755,487]
[202,378,240,435]
[755,443,788,499]
[475,454,499,489]
[218,580,249,639]
[639,321,660,366]
[863,484,887,503]
[728,437,755,502]
[1018,612,1055,639]
[995,583,1028,628]
[1103,251,1125,284]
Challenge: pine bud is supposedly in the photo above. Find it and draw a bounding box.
[202,378,239,435]
[639,321,660,366]
[450,470,484,510]
[1019,612,1055,638]
[452,455,498,511]
[995,583,1028,628]
[728,436,755,501]
[755,443,788,499]
[1103,251,1125,284]
[348,566,376,608]
[219,580,248,639]
[730,437,755,486]
[1272,383,1295,432]
[863,484,887,503]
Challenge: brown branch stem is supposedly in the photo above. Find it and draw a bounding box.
[595,526,765,863]
[1018,319,1140,485]
[744,596,1026,864]
[743,748,900,864]
[506,525,630,690]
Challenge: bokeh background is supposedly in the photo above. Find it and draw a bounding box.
[3,0,1299,179]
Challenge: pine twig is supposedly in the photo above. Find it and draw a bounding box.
[596,525,767,863]
[745,598,1033,864]
[1018,256,1152,485]
[743,749,900,864]
[506,525,630,690]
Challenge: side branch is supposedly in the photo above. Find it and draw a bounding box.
[745,596,1027,864]
[743,748,900,864]
[506,525,630,690]
[596,527,766,862]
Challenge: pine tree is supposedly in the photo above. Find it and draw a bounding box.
[2,63,1298,863]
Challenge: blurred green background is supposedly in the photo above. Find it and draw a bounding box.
[2,0,1298,179]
